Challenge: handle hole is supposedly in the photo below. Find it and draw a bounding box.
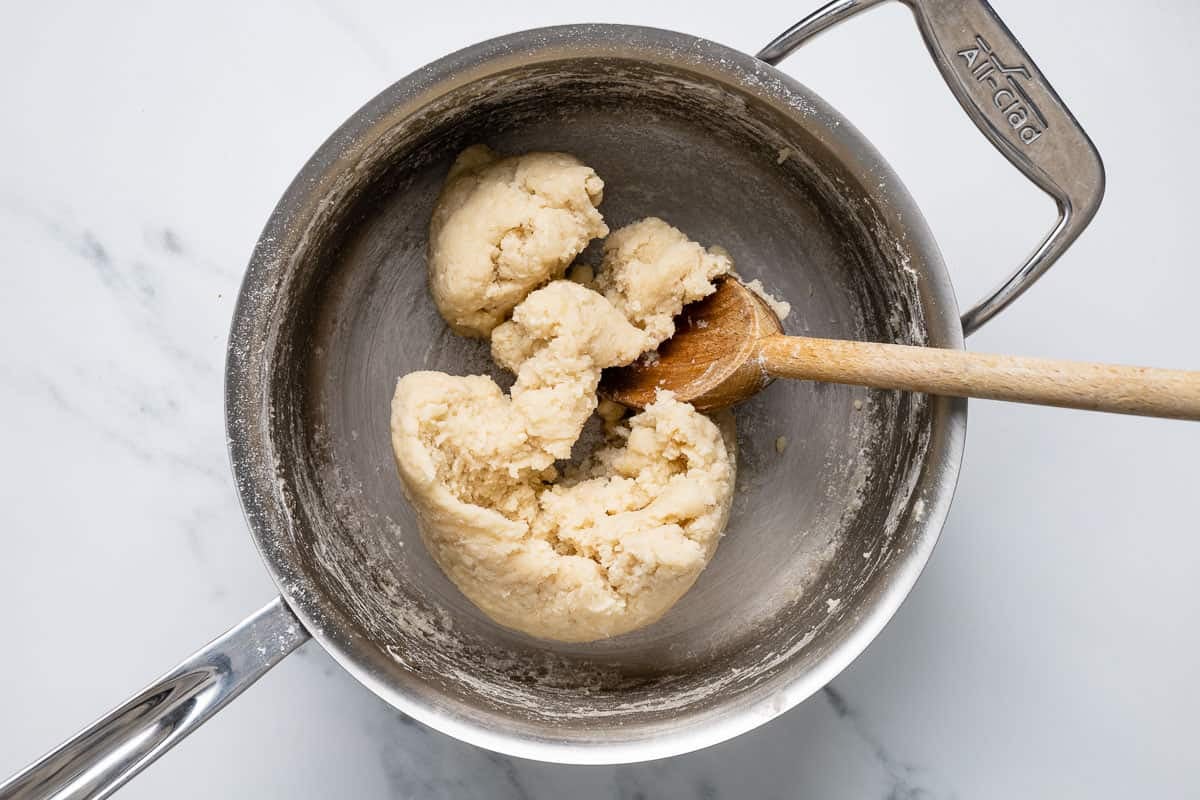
[767,4,1054,311]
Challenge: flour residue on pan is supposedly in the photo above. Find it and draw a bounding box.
[236,32,950,735]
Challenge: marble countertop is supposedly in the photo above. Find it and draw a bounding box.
[2,1,1197,797]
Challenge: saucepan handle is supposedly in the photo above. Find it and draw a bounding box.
[0,597,309,800]
[758,0,1105,335]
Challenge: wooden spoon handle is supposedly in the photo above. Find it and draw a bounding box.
[756,335,1200,420]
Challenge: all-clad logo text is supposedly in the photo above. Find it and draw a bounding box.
[956,35,1047,145]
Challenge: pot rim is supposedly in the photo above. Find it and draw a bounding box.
[226,22,967,764]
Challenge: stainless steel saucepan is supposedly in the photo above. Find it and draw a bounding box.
[1,1,1102,796]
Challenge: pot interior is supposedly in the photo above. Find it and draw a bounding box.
[243,28,962,760]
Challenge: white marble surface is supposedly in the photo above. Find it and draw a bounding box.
[2,1,1198,797]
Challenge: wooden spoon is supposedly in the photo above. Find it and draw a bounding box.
[601,278,1200,420]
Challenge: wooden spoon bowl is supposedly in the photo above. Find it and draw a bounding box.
[602,278,781,413]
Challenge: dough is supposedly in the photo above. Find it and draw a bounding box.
[392,148,736,642]
[428,145,608,338]
[596,217,733,342]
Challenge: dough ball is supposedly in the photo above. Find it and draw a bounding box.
[597,217,733,344]
[490,280,650,375]
[392,280,736,642]
[392,378,735,642]
[428,145,609,337]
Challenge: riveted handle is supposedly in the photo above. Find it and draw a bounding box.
[759,0,1105,335]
